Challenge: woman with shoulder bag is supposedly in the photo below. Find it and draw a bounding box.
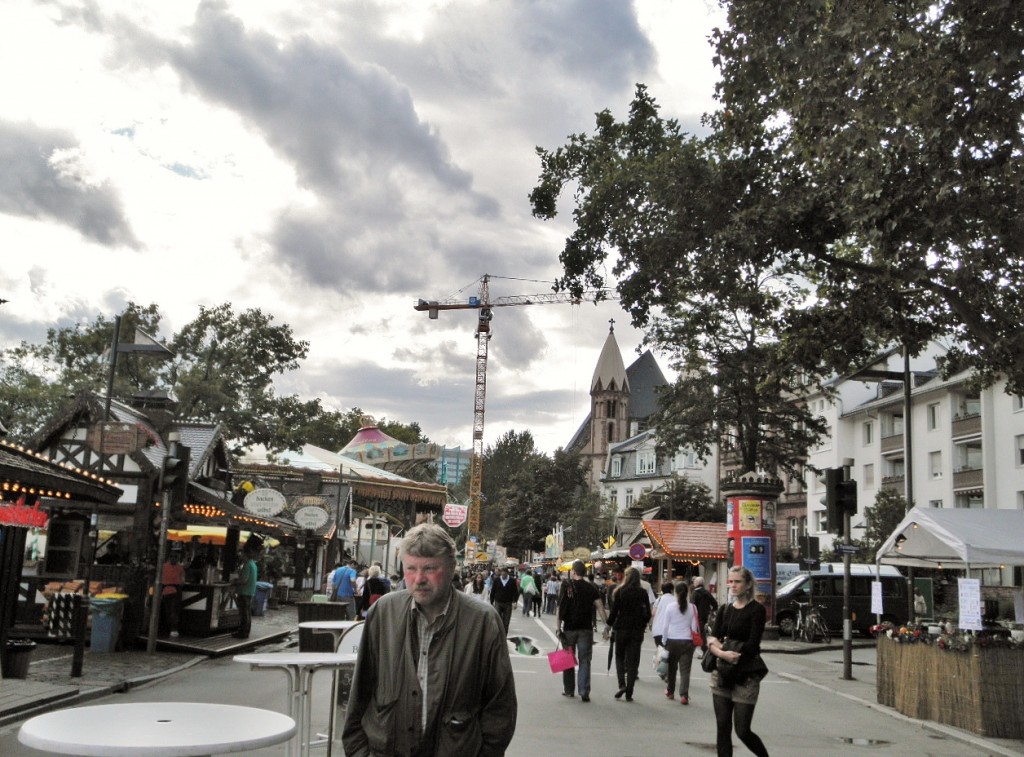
[652,580,701,705]
[706,565,770,757]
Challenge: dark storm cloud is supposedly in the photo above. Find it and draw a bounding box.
[0,121,139,248]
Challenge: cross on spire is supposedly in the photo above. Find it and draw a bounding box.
[608,318,615,332]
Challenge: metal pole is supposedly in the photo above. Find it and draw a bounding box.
[903,346,916,622]
[147,434,178,653]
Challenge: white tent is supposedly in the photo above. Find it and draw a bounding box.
[876,506,1024,570]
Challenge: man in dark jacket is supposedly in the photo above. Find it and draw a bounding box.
[691,575,718,653]
[489,566,519,634]
[556,560,607,702]
[343,524,517,757]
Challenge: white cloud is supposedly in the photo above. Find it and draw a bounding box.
[0,0,720,453]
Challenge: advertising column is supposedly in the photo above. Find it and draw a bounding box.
[722,474,782,626]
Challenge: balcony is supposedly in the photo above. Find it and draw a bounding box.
[880,474,905,493]
[953,466,984,490]
[881,433,905,454]
[951,412,982,439]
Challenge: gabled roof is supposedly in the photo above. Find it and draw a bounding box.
[0,438,122,506]
[625,350,668,419]
[609,428,656,455]
[643,520,728,560]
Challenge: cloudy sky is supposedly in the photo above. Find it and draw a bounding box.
[0,0,723,454]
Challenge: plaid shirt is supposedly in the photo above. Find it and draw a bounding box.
[412,590,453,732]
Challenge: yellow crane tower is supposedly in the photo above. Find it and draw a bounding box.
[415,274,613,559]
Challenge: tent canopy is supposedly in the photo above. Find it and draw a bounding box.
[876,506,1024,569]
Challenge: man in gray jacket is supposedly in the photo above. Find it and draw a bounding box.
[343,523,517,756]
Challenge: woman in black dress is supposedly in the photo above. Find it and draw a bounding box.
[706,565,770,757]
[603,566,651,702]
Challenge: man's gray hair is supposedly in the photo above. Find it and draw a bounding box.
[401,522,457,564]
[692,576,704,588]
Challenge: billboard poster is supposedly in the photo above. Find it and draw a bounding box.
[743,536,772,581]
[738,499,762,530]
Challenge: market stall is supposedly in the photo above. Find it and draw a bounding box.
[875,507,1024,738]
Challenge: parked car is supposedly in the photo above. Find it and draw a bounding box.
[775,565,907,637]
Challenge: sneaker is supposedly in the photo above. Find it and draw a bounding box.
[170,631,180,638]
[581,694,590,702]
[561,692,574,698]
[680,696,689,705]
[665,689,673,699]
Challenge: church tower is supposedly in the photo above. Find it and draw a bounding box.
[583,322,630,488]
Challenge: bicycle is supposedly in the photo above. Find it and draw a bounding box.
[791,601,831,643]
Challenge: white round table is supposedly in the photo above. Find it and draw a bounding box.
[234,651,355,757]
[297,620,363,756]
[18,701,296,757]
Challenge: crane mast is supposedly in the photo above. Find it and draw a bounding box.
[415,274,613,562]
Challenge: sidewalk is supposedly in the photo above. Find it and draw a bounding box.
[0,603,300,727]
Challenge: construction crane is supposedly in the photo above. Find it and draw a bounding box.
[415,274,614,558]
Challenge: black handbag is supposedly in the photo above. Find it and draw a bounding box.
[700,650,717,673]
[712,640,744,687]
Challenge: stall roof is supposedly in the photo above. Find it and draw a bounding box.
[0,438,122,506]
[237,444,447,509]
[180,481,298,536]
[876,506,1024,569]
[642,520,728,560]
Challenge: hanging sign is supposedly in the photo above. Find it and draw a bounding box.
[628,543,647,561]
[442,503,468,528]
[243,488,286,518]
[294,505,330,530]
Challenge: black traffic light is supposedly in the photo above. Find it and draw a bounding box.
[162,444,191,510]
[821,467,857,534]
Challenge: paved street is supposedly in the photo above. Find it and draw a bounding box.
[1,604,1021,756]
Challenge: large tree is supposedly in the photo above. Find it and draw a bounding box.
[533,0,1024,392]
[481,430,541,538]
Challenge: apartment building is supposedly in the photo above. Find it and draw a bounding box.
[803,345,1024,585]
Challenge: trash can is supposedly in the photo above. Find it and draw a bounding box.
[2,639,36,679]
[90,595,125,653]
[252,581,274,617]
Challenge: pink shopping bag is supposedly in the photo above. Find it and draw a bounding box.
[547,646,576,673]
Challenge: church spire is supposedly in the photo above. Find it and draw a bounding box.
[591,327,629,394]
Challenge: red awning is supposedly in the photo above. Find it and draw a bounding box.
[642,520,728,560]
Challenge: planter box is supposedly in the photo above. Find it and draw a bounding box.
[877,637,1024,738]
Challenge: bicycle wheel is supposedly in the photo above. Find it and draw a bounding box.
[818,618,831,644]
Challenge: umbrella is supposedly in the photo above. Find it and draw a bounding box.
[606,630,615,672]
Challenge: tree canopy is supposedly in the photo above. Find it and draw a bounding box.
[533,0,1024,392]
[0,303,427,455]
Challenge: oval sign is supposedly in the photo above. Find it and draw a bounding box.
[573,546,591,559]
[628,543,647,560]
[294,505,329,530]
[243,488,287,518]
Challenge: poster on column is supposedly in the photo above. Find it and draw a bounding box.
[743,536,772,581]
[738,500,762,530]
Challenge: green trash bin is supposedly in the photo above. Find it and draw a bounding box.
[90,596,125,653]
[2,639,36,679]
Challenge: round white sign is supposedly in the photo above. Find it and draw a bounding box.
[294,505,330,530]
[243,488,287,518]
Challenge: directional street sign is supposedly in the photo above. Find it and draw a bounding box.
[836,544,859,555]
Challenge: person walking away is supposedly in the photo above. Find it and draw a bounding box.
[343,523,517,756]
[519,571,538,616]
[556,560,608,702]
[651,581,675,630]
[545,573,560,614]
[160,552,185,637]
[603,566,651,702]
[653,581,700,704]
[707,565,770,757]
[691,576,718,654]
[359,564,390,618]
[330,559,359,619]
[233,541,259,639]
[490,567,518,634]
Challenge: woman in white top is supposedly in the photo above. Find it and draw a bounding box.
[652,580,701,704]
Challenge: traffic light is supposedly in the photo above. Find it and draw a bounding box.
[820,467,857,534]
[162,445,190,510]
